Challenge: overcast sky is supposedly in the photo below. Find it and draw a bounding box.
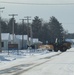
[0,0,74,33]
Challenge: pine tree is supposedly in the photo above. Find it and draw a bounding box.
[49,16,64,43]
[1,20,8,33]
[32,16,42,39]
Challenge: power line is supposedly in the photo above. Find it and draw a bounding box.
[0,1,74,5]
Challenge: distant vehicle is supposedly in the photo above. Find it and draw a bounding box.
[39,39,71,52]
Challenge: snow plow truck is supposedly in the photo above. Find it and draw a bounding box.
[39,39,71,52]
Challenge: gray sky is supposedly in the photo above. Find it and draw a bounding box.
[0,0,74,33]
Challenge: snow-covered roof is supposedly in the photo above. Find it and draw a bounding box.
[9,34,16,40]
[33,38,39,43]
[29,38,38,43]
[1,33,10,40]
[1,33,42,44]
[29,38,42,44]
[70,39,74,42]
[16,35,27,40]
[65,39,74,43]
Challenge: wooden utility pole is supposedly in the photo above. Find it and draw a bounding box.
[30,23,33,45]
[0,7,5,52]
[9,14,18,44]
[20,19,25,49]
[24,16,32,48]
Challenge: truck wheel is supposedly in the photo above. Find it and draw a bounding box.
[54,47,58,52]
[60,46,67,52]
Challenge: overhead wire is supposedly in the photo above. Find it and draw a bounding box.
[0,1,74,25]
[0,1,74,5]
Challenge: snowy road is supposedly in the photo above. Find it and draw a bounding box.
[0,48,74,75]
[20,48,74,75]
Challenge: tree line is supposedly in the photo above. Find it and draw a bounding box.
[1,16,72,44]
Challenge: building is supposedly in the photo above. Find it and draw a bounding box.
[1,33,42,50]
[1,33,10,50]
[16,35,28,49]
[29,38,43,49]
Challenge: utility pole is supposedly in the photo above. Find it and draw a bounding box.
[20,19,25,49]
[9,14,18,44]
[0,7,5,52]
[24,16,32,48]
[30,23,33,45]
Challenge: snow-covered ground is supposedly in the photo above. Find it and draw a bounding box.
[0,48,74,75]
[0,49,60,69]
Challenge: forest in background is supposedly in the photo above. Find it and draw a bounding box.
[1,16,74,44]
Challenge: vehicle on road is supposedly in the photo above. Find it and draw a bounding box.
[39,39,71,52]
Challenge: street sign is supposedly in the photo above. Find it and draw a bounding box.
[8,44,18,50]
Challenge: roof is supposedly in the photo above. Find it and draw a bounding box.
[65,39,74,43]
[33,38,39,43]
[16,35,27,40]
[1,33,10,40]
[1,33,34,41]
[1,33,42,43]
[29,38,42,44]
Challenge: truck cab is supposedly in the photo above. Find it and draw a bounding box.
[54,38,71,52]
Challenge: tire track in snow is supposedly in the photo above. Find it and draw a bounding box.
[13,52,62,75]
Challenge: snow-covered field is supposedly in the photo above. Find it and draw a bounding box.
[0,48,74,75]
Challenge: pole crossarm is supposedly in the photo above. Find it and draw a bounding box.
[20,19,25,24]
[9,14,18,18]
[24,16,31,25]
[0,7,5,9]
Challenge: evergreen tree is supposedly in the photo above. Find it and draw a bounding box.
[1,20,8,33]
[49,16,64,43]
[40,23,51,44]
[17,23,27,35]
[32,16,42,39]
